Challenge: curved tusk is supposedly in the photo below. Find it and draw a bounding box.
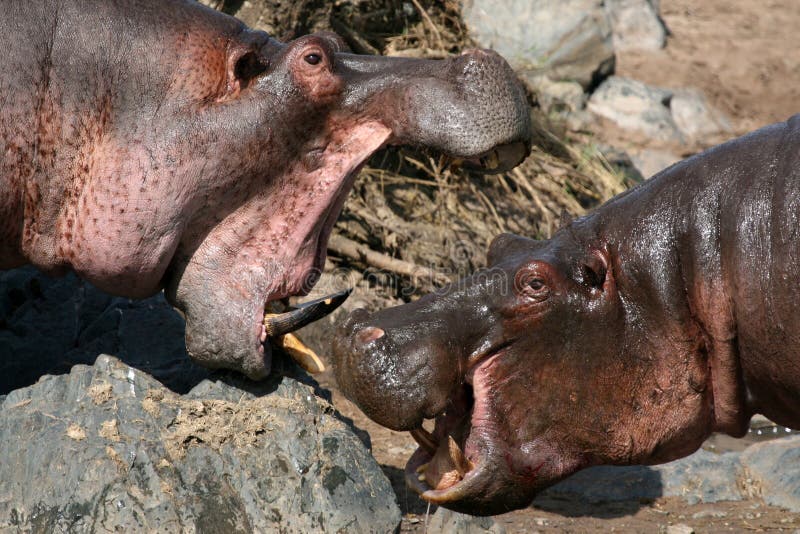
[263,288,352,337]
[274,333,326,374]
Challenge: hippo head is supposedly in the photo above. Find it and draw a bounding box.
[333,232,717,515]
[8,8,531,380]
[159,32,530,379]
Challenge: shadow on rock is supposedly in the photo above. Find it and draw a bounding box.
[0,267,208,394]
[0,266,372,447]
[531,465,663,518]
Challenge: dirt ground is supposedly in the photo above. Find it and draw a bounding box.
[616,0,800,136]
[319,1,800,531]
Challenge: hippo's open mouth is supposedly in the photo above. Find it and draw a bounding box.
[404,346,509,504]
[251,137,529,375]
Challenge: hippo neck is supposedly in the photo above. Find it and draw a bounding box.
[576,117,800,434]
[0,0,251,285]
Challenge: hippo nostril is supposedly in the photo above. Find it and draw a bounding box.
[355,326,385,345]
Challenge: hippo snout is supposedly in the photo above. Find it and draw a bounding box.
[333,307,461,431]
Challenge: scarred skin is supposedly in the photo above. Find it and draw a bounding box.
[0,0,531,378]
[334,115,800,515]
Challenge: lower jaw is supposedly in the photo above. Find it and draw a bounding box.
[313,166,363,270]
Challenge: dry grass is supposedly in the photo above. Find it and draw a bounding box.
[210,0,627,296]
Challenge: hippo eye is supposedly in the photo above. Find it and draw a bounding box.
[516,269,550,301]
[304,53,322,65]
[528,278,545,291]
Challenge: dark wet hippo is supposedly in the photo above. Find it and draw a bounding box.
[0,0,531,378]
[333,115,800,515]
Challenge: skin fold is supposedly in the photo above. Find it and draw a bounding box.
[334,115,800,515]
[0,0,532,378]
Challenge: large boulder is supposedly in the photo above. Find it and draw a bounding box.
[0,355,401,532]
[462,0,615,89]
[0,269,401,532]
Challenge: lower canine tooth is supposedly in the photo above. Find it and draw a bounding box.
[448,435,474,476]
[416,463,429,474]
[274,333,326,374]
[482,150,500,170]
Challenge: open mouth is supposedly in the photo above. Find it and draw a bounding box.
[249,136,527,376]
[403,347,508,503]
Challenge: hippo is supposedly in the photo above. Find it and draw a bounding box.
[333,115,800,515]
[0,0,531,379]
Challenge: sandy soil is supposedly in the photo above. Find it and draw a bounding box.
[319,1,800,531]
[616,0,800,136]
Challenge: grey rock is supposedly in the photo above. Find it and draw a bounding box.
[656,449,743,505]
[565,109,596,132]
[670,89,733,143]
[588,76,683,143]
[630,148,682,179]
[692,509,728,519]
[462,0,615,89]
[537,428,800,511]
[0,355,401,532]
[741,435,800,512]
[426,507,506,533]
[606,0,667,52]
[666,525,695,534]
[529,75,587,114]
[538,448,743,505]
[588,77,732,147]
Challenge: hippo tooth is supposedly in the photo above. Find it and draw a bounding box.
[480,150,500,170]
[410,427,438,455]
[415,463,429,474]
[273,333,326,374]
[263,288,352,337]
[448,435,474,476]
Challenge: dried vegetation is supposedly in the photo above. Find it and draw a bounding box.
[208,0,627,295]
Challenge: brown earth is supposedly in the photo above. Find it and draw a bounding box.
[616,0,800,136]
[317,0,800,531]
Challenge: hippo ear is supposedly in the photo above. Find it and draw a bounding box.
[224,44,269,97]
[487,233,541,267]
[581,248,612,293]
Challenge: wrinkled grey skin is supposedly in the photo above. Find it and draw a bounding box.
[334,115,800,515]
[0,0,531,378]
